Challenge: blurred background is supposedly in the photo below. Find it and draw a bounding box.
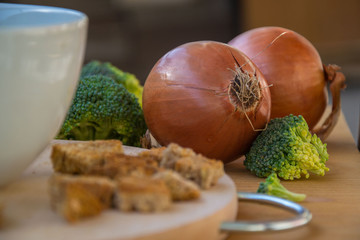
[3,0,360,145]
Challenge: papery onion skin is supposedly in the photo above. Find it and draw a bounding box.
[143,41,271,163]
[229,26,327,130]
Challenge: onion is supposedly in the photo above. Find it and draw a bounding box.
[229,26,346,140]
[143,41,271,163]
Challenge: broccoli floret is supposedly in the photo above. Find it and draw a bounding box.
[257,173,306,202]
[57,75,147,147]
[244,114,329,180]
[81,61,143,107]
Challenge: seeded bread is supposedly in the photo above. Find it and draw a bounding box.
[87,154,159,178]
[48,140,224,221]
[160,143,224,189]
[160,143,196,169]
[153,170,200,201]
[114,176,171,212]
[138,146,166,164]
[49,174,115,222]
[174,156,224,189]
[51,140,124,174]
[51,140,160,178]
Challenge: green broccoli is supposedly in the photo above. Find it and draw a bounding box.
[257,173,306,202]
[81,60,143,107]
[57,75,147,147]
[244,114,329,180]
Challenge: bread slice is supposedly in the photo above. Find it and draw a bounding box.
[138,146,166,164]
[174,156,224,189]
[160,143,196,169]
[114,176,171,212]
[49,174,115,222]
[51,140,160,178]
[51,140,124,174]
[153,170,200,201]
[87,154,159,178]
[159,143,224,189]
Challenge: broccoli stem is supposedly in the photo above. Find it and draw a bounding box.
[267,184,306,202]
[257,173,306,202]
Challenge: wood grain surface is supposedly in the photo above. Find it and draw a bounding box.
[225,112,360,239]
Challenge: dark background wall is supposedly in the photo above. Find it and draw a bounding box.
[4,0,360,85]
[4,0,239,83]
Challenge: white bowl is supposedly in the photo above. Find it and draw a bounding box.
[0,3,88,187]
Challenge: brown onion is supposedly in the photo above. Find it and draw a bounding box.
[229,26,346,140]
[143,41,271,163]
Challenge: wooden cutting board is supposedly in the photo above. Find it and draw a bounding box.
[0,141,238,240]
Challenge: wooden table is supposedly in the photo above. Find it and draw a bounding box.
[224,112,360,240]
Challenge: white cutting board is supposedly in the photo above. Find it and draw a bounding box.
[0,140,238,240]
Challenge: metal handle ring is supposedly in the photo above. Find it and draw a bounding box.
[220,192,312,232]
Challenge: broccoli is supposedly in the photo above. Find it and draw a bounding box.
[81,61,143,107]
[57,75,147,147]
[244,114,329,180]
[257,173,306,202]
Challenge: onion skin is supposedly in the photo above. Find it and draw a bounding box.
[229,26,328,130]
[143,41,271,163]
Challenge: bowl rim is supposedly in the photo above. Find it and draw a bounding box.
[0,3,88,30]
